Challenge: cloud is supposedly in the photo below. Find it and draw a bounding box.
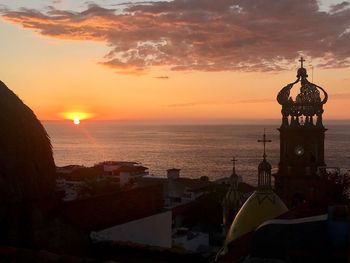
[1,0,350,74]
[167,98,274,107]
[154,76,169,79]
[167,94,350,108]
[330,1,350,13]
[167,102,207,108]
[168,91,350,108]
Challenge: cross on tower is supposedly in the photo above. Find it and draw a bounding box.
[257,130,272,159]
[231,156,237,174]
[299,57,305,68]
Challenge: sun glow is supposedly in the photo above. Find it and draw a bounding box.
[62,112,93,124]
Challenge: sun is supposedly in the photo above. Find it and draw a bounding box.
[61,111,94,125]
[73,117,80,125]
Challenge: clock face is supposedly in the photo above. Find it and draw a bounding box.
[294,145,304,156]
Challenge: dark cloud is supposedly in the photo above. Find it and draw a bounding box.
[330,1,350,13]
[154,76,169,79]
[1,0,350,74]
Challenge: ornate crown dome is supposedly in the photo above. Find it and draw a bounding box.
[277,57,328,128]
[0,81,56,204]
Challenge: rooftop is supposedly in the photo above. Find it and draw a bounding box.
[60,183,164,231]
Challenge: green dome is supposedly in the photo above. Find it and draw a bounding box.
[223,185,243,208]
[224,190,288,248]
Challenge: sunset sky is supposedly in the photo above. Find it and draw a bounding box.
[0,0,349,123]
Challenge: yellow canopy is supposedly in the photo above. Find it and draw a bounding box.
[225,190,288,248]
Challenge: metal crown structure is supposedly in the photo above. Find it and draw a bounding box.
[277,57,328,128]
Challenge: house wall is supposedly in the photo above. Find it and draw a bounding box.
[91,211,172,248]
[119,171,129,186]
[173,231,209,252]
[168,180,185,198]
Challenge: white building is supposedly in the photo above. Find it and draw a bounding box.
[165,169,214,208]
[99,161,149,186]
[56,177,84,201]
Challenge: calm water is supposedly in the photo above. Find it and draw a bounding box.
[44,122,350,185]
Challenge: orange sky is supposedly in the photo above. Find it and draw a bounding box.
[1,0,349,123]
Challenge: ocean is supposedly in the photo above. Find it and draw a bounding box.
[43,122,350,185]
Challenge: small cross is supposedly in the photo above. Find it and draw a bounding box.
[231,156,237,172]
[299,57,305,68]
[257,130,272,159]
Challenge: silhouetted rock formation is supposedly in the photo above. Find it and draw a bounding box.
[0,80,55,202]
[0,80,56,246]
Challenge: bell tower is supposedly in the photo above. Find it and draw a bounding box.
[222,157,243,233]
[274,58,328,206]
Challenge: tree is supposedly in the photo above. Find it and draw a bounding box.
[321,168,350,203]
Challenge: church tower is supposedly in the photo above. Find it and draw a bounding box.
[275,58,328,206]
[257,132,272,191]
[222,157,243,233]
[224,132,288,248]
